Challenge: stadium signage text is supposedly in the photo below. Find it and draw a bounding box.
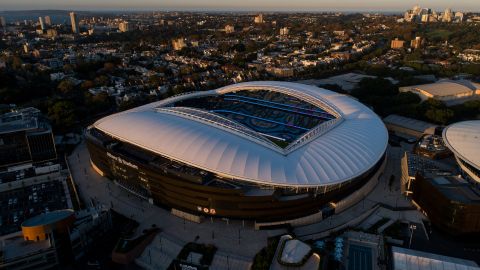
[197,206,216,214]
[107,152,139,170]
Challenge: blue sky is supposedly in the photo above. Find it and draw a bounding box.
[0,0,478,12]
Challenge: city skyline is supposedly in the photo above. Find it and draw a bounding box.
[0,0,479,12]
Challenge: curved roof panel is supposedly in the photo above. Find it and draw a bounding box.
[443,120,480,170]
[408,79,480,97]
[22,209,74,227]
[93,81,388,187]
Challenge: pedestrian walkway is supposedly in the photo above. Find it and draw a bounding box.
[69,141,285,268]
[294,146,425,240]
[210,251,252,270]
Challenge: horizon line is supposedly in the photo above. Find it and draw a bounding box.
[0,8,478,13]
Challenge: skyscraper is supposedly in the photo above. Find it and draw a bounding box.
[38,17,45,30]
[280,27,289,36]
[410,36,423,49]
[0,17,6,31]
[225,24,234,34]
[70,12,79,33]
[254,14,264,24]
[443,8,453,22]
[172,38,186,51]
[44,16,52,26]
[391,38,405,49]
[118,21,130,32]
[454,12,464,22]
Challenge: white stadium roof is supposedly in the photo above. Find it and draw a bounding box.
[443,120,480,170]
[93,81,388,188]
[407,79,480,97]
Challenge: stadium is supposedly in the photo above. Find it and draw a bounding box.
[443,120,480,184]
[85,81,388,223]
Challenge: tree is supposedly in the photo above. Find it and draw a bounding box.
[351,77,398,99]
[85,92,112,114]
[11,56,23,70]
[425,108,454,124]
[57,80,75,95]
[94,75,110,87]
[104,62,115,72]
[80,80,95,91]
[48,100,77,130]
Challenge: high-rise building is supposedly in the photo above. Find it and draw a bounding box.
[391,38,405,49]
[0,17,6,30]
[44,16,52,26]
[46,29,58,38]
[443,8,453,22]
[0,107,72,237]
[280,27,289,36]
[421,14,430,23]
[23,43,30,54]
[172,38,186,51]
[118,21,130,32]
[254,14,264,24]
[412,5,421,14]
[225,24,234,34]
[410,36,423,49]
[0,107,57,167]
[69,12,79,33]
[455,12,464,22]
[38,17,45,30]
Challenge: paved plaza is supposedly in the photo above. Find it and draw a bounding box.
[69,141,285,268]
[294,145,426,240]
[68,140,426,268]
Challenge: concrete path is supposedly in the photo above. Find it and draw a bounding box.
[294,146,426,240]
[69,141,286,268]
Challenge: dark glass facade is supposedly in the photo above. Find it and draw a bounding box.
[0,131,31,167]
[412,174,480,235]
[0,130,56,168]
[27,131,57,162]
[0,107,57,169]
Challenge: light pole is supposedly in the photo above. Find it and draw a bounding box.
[409,224,417,248]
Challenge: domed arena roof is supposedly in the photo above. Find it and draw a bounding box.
[443,120,480,171]
[93,81,388,187]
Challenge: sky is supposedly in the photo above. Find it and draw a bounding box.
[0,0,478,12]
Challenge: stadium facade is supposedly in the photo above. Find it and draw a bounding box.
[86,81,388,222]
